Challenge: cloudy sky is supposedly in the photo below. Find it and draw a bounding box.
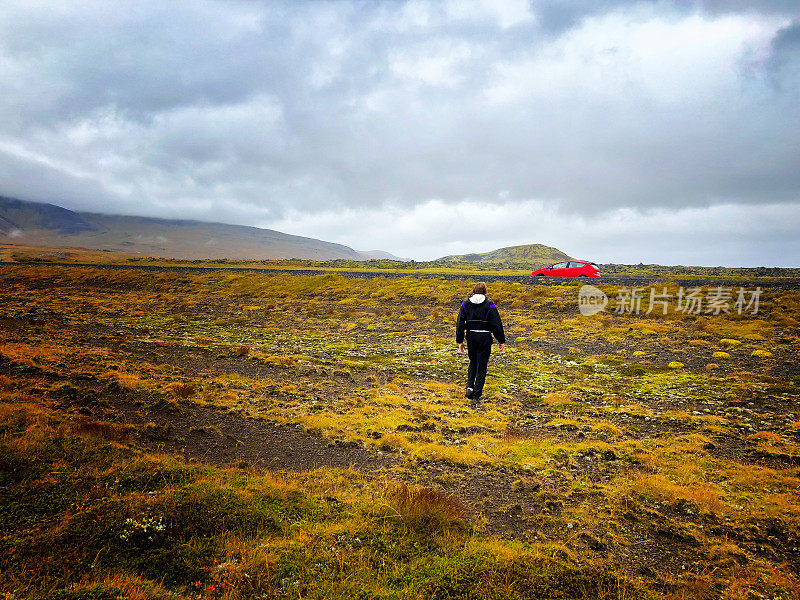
[1,1,798,265]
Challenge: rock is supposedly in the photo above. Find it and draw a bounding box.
[638,565,657,578]
[142,421,172,440]
[71,372,98,381]
[150,398,182,414]
[544,500,563,514]
[579,532,607,551]
[654,524,700,546]
[511,478,541,492]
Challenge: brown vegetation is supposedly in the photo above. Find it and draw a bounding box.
[1,263,799,599]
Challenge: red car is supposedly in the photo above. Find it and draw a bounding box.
[532,260,601,278]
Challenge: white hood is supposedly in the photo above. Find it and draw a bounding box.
[469,294,486,304]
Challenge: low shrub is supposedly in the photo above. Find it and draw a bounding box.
[166,382,197,399]
[388,483,467,532]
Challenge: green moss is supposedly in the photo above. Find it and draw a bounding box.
[415,551,654,600]
[38,586,124,600]
[619,363,669,377]
[110,457,200,493]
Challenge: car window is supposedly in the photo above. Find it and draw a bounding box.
[552,262,569,269]
[567,262,584,268]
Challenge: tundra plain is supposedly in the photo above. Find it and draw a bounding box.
[1,264,799,600]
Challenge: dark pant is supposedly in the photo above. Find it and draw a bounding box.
[466,332,492,397]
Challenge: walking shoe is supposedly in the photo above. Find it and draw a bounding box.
[470,395,482,409]
[465,387,474,399]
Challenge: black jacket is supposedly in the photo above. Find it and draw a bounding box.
[456,295,505,344]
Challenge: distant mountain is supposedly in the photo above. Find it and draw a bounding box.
[0,196,97,235]
[357,250,408,261]
[0,196,366,261]
[437,244,572,268]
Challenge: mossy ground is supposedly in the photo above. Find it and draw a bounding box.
[1,264,799,599]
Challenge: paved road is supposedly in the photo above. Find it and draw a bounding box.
[2,261,798,289]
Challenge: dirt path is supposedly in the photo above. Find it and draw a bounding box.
[126,397,394,473]
[41,369,395,475]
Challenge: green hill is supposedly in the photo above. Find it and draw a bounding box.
[437,244,572,269]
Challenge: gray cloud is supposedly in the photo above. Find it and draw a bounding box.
[0,1,798,263]
[766,19,800,77]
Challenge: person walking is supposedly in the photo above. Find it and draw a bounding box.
[456,281,505,408]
